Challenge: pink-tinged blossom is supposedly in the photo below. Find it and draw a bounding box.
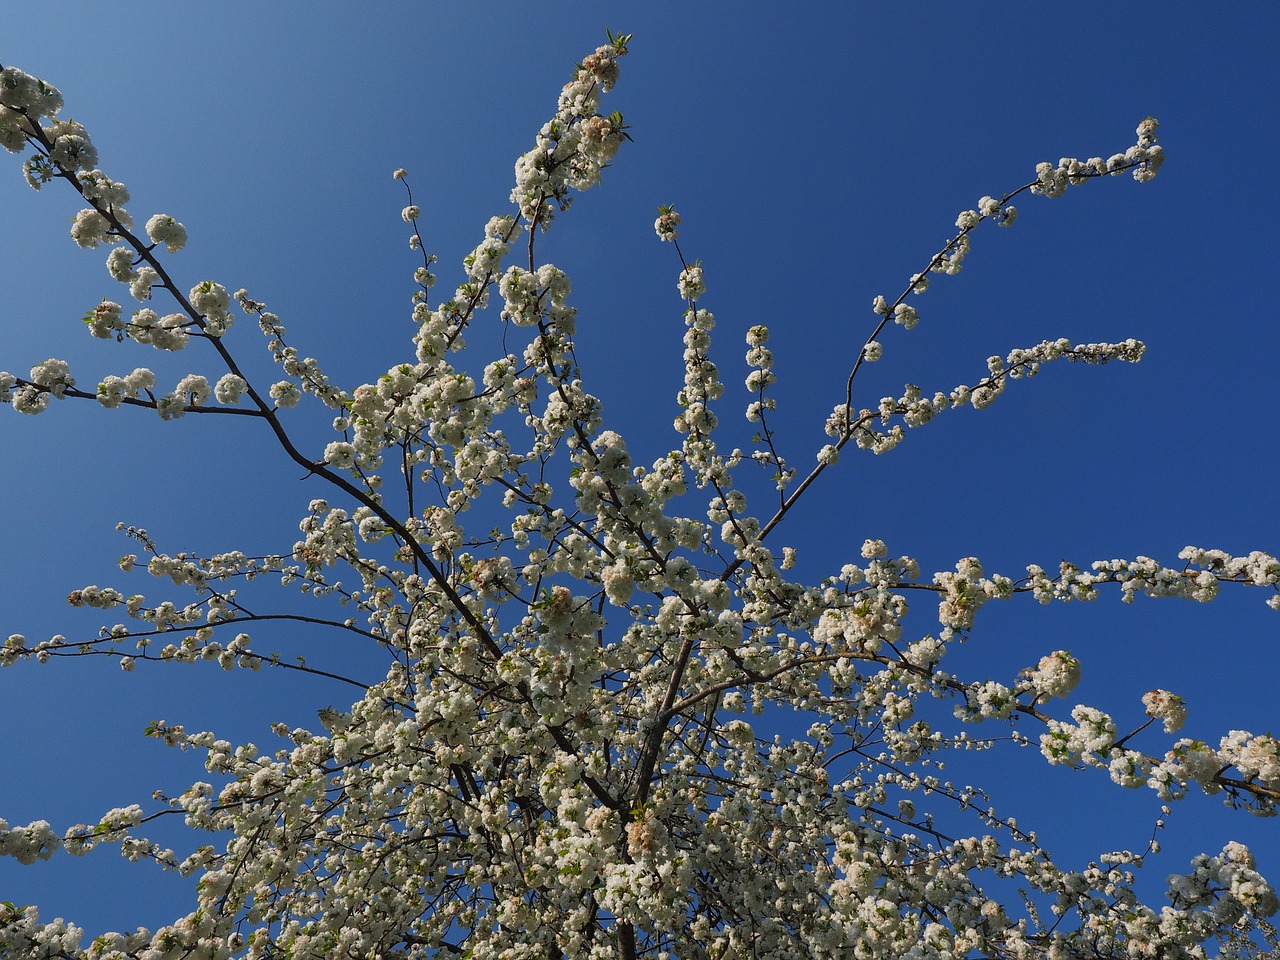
[654,205,680,241]
[1143,688,1188,733]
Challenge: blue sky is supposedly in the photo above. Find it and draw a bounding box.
[1,2,1277,942]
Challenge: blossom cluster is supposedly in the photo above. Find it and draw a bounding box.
[1032,117,1165,198]
[823,337,1146,456]
[510,32,631,227]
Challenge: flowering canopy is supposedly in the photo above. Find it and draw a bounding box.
[1,32,1278,960]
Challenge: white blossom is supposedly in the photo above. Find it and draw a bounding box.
[144,213,187,253]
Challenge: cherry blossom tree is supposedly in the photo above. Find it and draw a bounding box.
[1,32,1278,960]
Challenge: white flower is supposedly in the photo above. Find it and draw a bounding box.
[861,539,887,559]
[145,213,188,253]
[84,300,124,339]
[29,358,74,397]
[270,381,301,408]
[324,441,357,469]
[11,385,48,414]
[125,367,156,392]
[893,303,919,329]
[677,263,705,300]
[1108,750,1151,788]
[190,280,232,334]
[149,314,190,351]
[174,374,211,406]
[129,267,159,301]
[156,393,186,420]
[106,247,136,282]
[1222,731,1280,783]
[70,208,111,248]
[214,374,247,405]
[1025,651,1082,700]
[1142,689,1187,733]
[654,205,680,241]
[402,204,420,223]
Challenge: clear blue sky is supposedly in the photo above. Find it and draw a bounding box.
[1,1,1277,941]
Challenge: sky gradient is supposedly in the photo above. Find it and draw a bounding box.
[1,2,1277,942]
